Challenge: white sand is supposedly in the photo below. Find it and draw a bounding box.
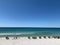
[0,37,60,45]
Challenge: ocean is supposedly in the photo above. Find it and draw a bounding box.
[0,27,60,37]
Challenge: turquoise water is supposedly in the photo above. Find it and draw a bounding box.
[0,27,60,37]
[0,27,60,32]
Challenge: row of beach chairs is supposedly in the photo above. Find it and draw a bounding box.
[5,36,60,40]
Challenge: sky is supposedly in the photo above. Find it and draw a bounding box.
[0,0,60,27]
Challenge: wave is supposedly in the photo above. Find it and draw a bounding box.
[0,32,36,35]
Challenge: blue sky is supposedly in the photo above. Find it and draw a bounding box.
[0,0,60,27]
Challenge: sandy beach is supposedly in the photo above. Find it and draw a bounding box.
[0,37,60,45]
